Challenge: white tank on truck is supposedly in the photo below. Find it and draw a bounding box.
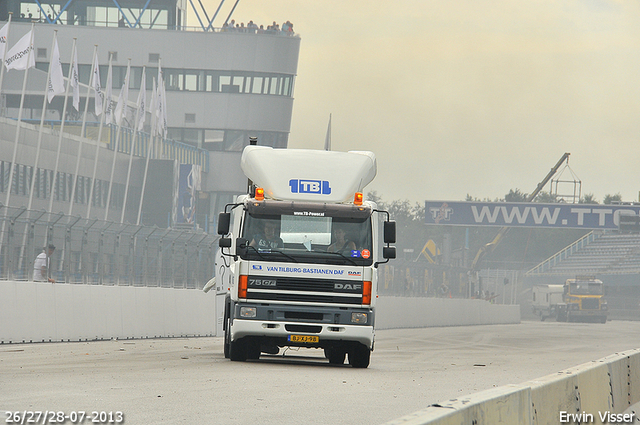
[213,145,396,368]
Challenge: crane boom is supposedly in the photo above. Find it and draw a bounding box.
[470,153,570,271]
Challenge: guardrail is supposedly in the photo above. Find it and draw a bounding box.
[385,348,640,425]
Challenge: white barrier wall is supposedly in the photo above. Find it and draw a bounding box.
[376,296,521,329]
[0,282,520,344]
[0,281,217,344]
[385,348,640,425]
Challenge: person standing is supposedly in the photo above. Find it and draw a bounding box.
[33,244,56,283]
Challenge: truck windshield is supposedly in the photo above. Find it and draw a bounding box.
[241,206,373,266]
[569,282,604,295]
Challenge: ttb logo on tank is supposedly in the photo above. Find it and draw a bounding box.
[289,179,332,195]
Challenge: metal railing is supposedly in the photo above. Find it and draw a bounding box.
[20,119,210,173]
[525,231,599,276]
[0,204,217,288]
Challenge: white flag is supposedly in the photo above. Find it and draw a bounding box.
[0,21,9,60]
[71,46,80,111]
[92,51,103,116]
[4,29,35,71]
[150,77,157,135]
[47,38,65,103]
[156,66,165,137]
[136,71,146,131]
[161,77,168,137]
[105,60,113,124]
[114,62,130,125]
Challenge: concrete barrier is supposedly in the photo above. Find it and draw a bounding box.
[385,349,640,425]
[0,281,217,343]
[376,296,521,329]
[0,283,520,343]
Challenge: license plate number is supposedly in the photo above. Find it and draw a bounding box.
[288,335,319,343]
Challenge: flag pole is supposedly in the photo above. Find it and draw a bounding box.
[0,13,13,100]
[5,22,35,209]
[28,30,60,211]
[68,44,98,216]
[137,76,157,225]
[87,52,111,219]
[47,38,77,214]
[324,113,332,151]
[120,65,145,224]
[104,58,131,221]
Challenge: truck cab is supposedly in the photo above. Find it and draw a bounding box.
[215,146,396,367]
[558,277,608,323]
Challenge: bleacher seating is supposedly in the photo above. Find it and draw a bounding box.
[541,233,640,275]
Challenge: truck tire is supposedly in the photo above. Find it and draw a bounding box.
[223,304,231,359]
[229,338,248,362]
[348,344,370,368]
[600,316,607,324]
[224,317,230,359]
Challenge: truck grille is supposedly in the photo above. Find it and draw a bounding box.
[581,298,599,310]
[246,275,364,305]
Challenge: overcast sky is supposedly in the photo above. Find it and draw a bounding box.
[198,0,640,205]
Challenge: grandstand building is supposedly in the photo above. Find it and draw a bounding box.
[0,0,300,228]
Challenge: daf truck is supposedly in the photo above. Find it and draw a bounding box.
[214,146,396,368]
[532,276,608,323]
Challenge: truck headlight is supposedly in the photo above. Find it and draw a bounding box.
[240,307,257,318]
[351,312,367,324]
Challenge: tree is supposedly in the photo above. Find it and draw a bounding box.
[504,189,527,202]
[533,191,558,203]
[580,193,598,204]
[603,193,622,204]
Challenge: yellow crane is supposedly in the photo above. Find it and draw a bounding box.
[470,152,571,271]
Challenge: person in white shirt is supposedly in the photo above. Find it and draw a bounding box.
[33,244,55,283]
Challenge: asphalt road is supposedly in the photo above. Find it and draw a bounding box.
[2,320,639,425]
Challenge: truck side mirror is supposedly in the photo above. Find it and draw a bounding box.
[217,212,231,235]
[236,237,249,256]
[383,247,396,259]
[383,221,396,244]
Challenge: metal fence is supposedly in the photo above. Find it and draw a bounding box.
[0,204,218,288]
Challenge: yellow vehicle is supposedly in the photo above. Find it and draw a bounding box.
[556,276,608,323]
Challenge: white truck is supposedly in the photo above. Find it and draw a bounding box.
[214,145,396,368]
[531,284,565,321]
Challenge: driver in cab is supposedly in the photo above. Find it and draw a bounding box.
[250,221,283,249]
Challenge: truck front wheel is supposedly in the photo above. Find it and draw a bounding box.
[348,343,370,368]
[224,320,230,359]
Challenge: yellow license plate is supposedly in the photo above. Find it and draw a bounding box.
[288,335,319,343]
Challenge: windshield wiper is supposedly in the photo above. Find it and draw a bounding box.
[249,246,298,263]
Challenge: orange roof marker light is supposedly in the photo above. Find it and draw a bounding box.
[255,187,265,201]
[354,192,363,205]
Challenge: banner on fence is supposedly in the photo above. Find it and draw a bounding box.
[425,201,640,229]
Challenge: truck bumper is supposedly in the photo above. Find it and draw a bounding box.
[231,318,374,349]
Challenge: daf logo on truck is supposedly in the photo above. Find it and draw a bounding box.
[289,179,332,195]
[335,283,362,291]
